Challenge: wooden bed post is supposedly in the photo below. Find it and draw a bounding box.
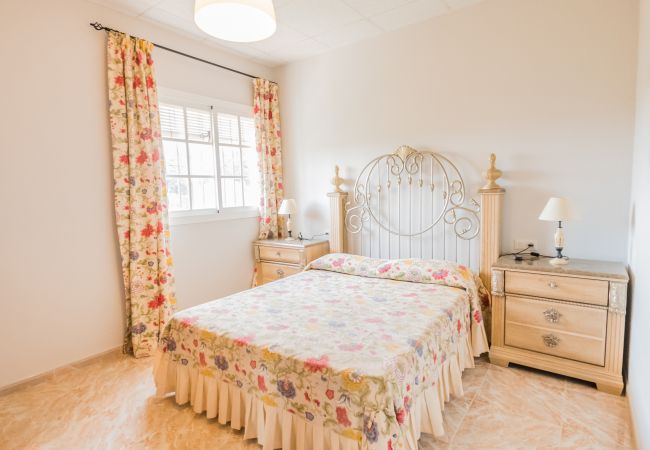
[328,165,348,253]
[479,154,505,290]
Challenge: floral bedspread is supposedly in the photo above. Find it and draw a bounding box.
[159,254,489,449]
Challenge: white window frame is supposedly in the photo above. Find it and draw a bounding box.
[159,87,259,226]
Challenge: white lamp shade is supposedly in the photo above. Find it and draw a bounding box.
[278,199,297,215]
[194,0,276,43]
[539,197,575,222]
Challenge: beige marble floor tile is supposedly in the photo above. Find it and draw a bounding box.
[558,379,633,449]
[0,354,634,450]
[449,364,567,449]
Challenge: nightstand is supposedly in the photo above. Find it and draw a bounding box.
[253,238,330,285]
[489,256,629,395]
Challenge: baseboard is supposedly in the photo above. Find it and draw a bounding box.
[628,396,638,450]
[0,346,123,395]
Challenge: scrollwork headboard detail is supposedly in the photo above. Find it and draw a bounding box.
[327,145,505,288]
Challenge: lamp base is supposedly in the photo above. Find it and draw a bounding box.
[550,240,567,266]
[549,257,568,265]
[284,218,295,241]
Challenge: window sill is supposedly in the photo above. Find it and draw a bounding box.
[170,208,259,226]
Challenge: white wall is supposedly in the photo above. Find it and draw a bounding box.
[277,0,637,262]
[0,0,270,388]
[628,0,650,446]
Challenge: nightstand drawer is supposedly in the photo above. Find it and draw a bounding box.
[506,271,609,306]
[506,295,607,338]
[254,239,329,286]
[505,322,605,366]
[259,262,301,283]
[259,246,302,264]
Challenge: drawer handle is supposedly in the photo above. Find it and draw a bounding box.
[542,334,560,348]
[548,281,558,289]
[543,308,561,323]
[276,269,285,277]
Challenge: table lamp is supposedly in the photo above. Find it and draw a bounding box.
[278,199,297,240]
[539,197,575,265]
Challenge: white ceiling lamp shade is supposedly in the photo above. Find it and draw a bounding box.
[194,0,277,43]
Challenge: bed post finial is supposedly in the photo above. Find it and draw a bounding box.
[331,165,344,193]
[328,165,348,253]
[482,153,503,191]
[479,153,505,292]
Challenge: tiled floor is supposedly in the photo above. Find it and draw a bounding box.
[0,352,634,449]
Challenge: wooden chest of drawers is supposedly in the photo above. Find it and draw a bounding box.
[253,239,329,286]
[489,256,629,394]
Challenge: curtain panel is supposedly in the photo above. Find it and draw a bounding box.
[107,31,176,357]
[254,79,285,239]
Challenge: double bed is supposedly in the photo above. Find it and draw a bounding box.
[154,146,505,449]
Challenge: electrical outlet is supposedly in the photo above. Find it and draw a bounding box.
[513,239,538,251]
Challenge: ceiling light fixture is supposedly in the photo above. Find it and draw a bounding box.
[194,0,277,43]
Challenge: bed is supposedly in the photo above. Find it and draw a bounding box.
[153,146,505,450]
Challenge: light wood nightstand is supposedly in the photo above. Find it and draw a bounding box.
[489,256,629,395]
[254,238,330,285]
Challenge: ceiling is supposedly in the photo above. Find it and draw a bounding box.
[88,0,484,67]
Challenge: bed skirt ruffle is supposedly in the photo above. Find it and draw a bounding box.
[153,336,476,450]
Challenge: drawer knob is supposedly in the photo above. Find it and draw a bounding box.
[276,269,284,276]
[543,308,561,323]
[548,281,558,289]
[542,334,560,348]
[276,251,281,257]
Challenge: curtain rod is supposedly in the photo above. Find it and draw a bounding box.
[90,22,276,84]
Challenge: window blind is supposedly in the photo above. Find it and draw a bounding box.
[160,103,185,139]
[186,107,212,142]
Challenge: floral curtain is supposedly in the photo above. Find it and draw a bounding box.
[107,31,176,358]
[254,78,285,239]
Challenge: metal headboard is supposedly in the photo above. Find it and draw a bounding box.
[344,145,481,269]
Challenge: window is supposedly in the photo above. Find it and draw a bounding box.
[159,92,259,222]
